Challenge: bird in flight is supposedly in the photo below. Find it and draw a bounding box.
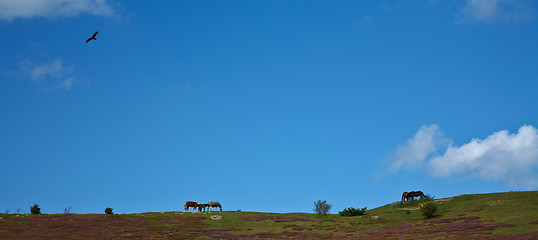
[86,31,98,43]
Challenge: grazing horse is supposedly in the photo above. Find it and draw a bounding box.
[402,192,410,202]
[207,201,222,211]
[184,201,199,212]
[404,191,426,201]
[198,204,209,212]
[408,191,425,200]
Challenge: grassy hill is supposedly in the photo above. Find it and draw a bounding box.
[1,191,537,239]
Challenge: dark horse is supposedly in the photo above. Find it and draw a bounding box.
[184,201,199,212]
[207,201,222,211]
[403,191,425,201]
[198,204,209,212]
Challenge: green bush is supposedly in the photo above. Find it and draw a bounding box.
[105,207,113,215]
[420,194,435,201]
[30,204,41,215]
[339,207,367,217]
[420,201,438,218]
[314,200,332,215]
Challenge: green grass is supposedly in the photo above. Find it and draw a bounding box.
[1,191,537,239]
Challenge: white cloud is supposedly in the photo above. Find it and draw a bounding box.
[0,0,116,21]
[429,125,538,189]
[389,124,449,171]
[459,0,533,23]
[386,124,538,189]
[17,59,81,91]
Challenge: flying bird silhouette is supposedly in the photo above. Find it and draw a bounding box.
[86,31,98,43]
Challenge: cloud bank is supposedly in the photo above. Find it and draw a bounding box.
[459,0,533,23]
[16,59,82,91]
[0,0,116,21]
[387,124,538,189]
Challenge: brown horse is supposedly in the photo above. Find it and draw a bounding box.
[184,201,199,212]
[198,204,209,212]
[402,192,409,202]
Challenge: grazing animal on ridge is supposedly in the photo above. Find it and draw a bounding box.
[207,201,222,211]
[198,204,209,212]
[406,191,426,201]
[408,191,425,200]
[402,192,410,202]
[402,191,426,201]
[184,201,199,212]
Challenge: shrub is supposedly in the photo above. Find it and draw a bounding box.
[105,207,113,214]
[314,200,332,215]
[421,194,435,201]
[339,207,367,217]
[420,201,438,218]
[30,204,41,215]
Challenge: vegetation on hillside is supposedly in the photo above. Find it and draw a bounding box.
[0,191,537,239]
[339,207,367,217]
[313,200,332,216]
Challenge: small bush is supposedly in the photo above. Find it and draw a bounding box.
[314,200,332,215]
[339,207,367,217]
[30,204,41,215]
[105,207,113,215]
[421,194,435,201]
[420,201,438,218]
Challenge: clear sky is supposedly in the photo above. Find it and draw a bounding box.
[1,0,537,214]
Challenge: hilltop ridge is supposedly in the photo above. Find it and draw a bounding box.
[1,191,537,239]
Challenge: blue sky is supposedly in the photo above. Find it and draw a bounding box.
[1,0,537,214]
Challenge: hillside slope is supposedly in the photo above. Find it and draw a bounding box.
[1,191,537,239]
